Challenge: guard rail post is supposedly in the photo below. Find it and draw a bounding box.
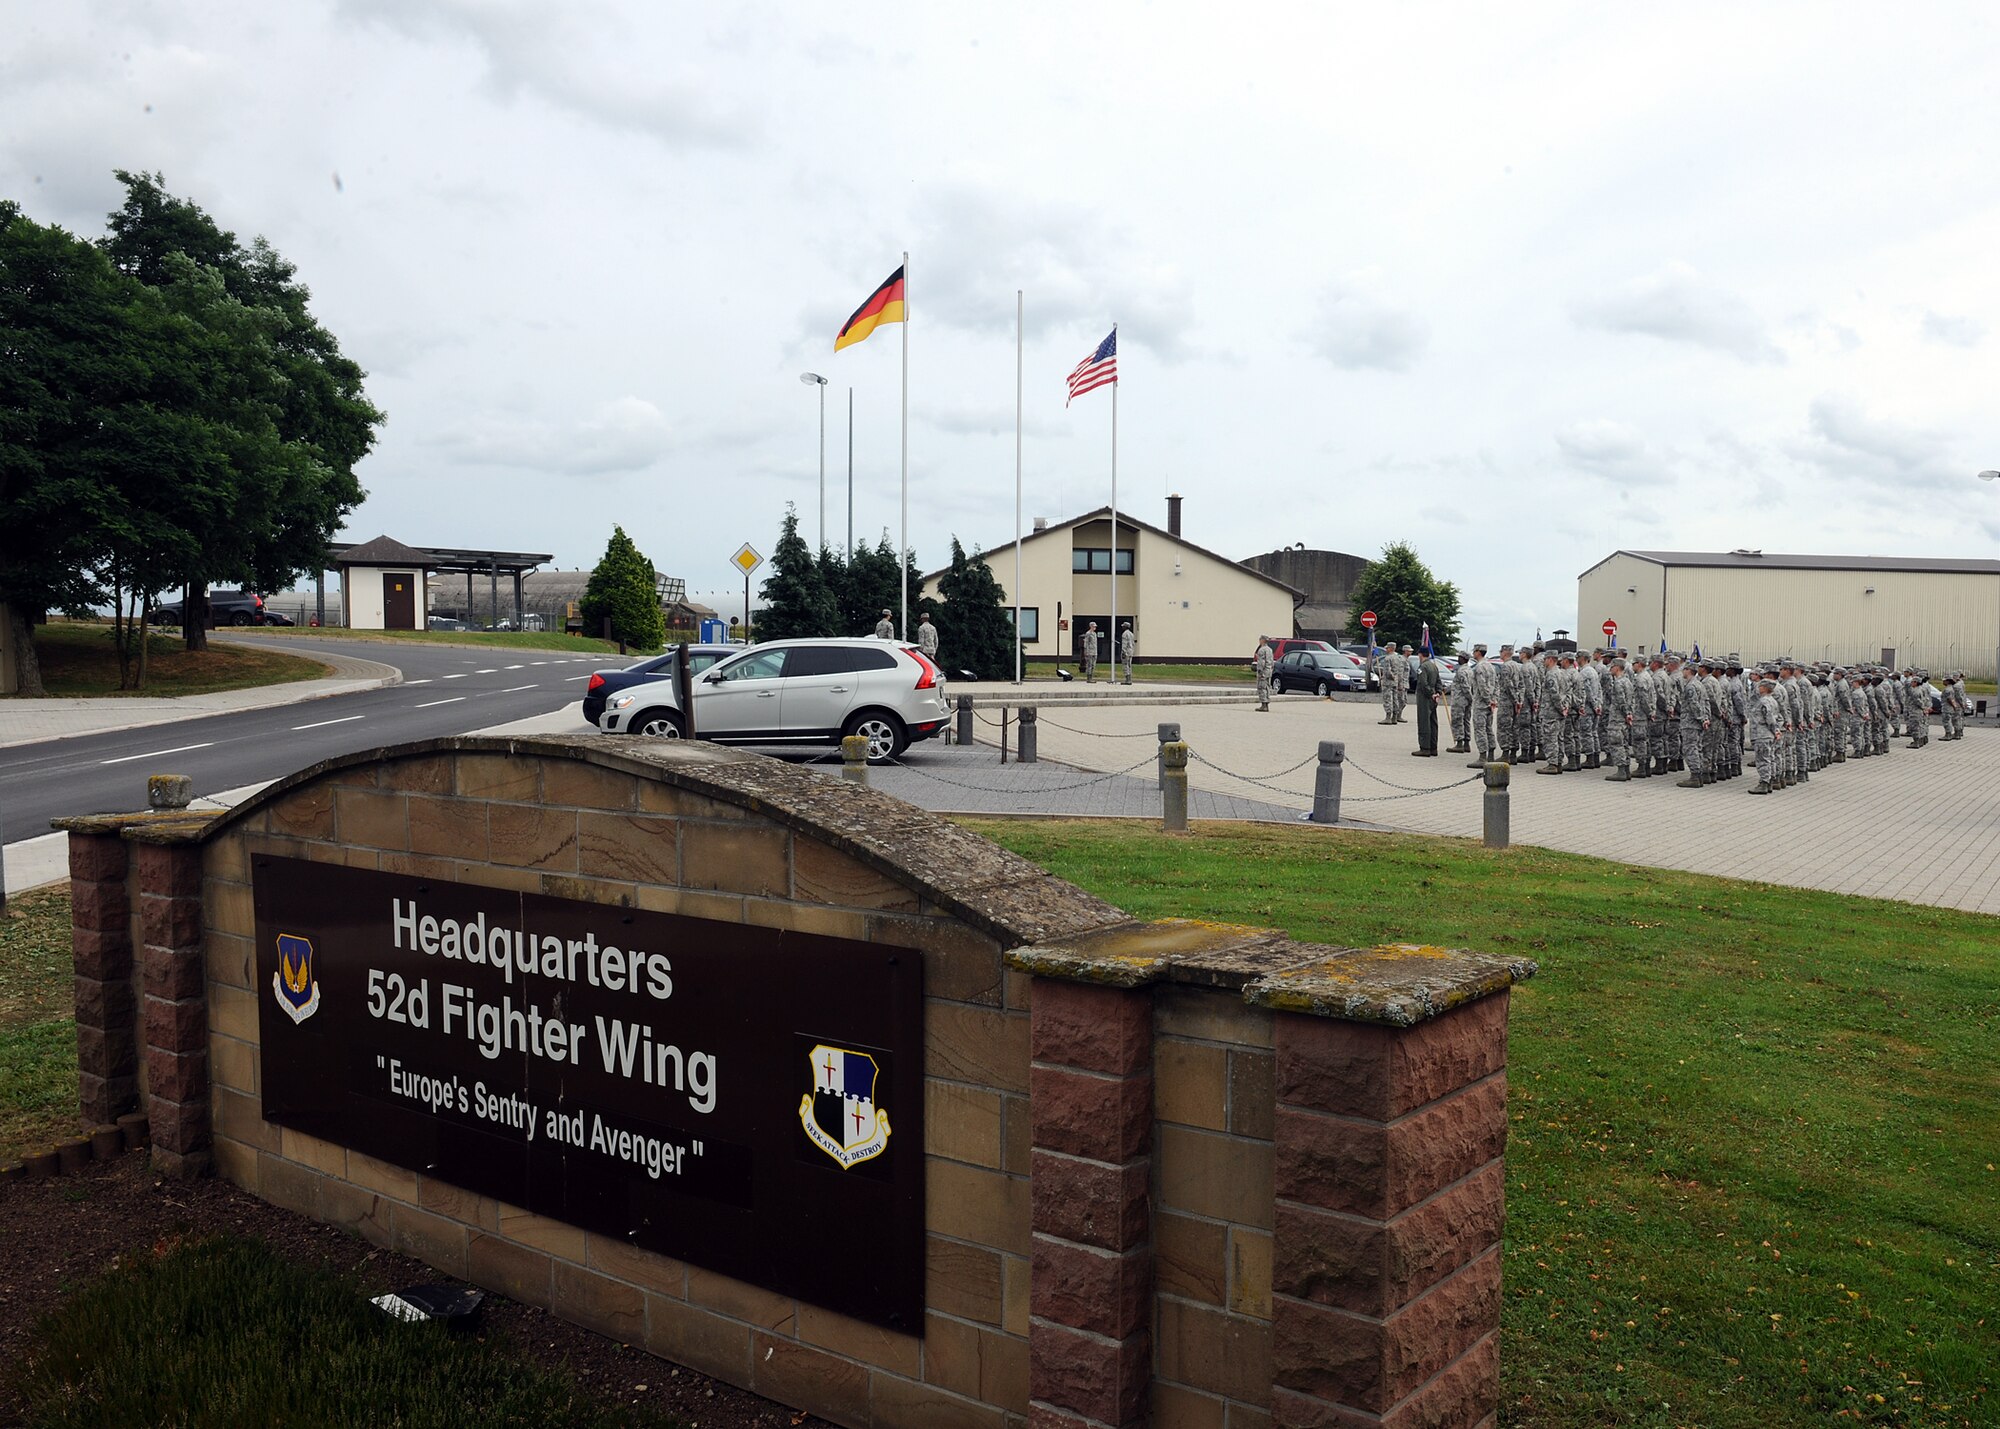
[956,695,974,747]
[841,735,871,786]
[1156,722,1182,790]
[1310,741,1344,825]
[1162,740,1190,834]
[1017,706,1038,763]
[1483,761,1510,849]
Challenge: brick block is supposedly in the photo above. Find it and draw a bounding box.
[1275,998,1509,1124]
[75,1024,137,1080]
[212,1086,280,1153]
[418,1176,501,1231]
[71,926,131,981]
[871,1373,1012,1429]
[334,787,409,851]
[455,754,539,802]
[584,1232,686,1298]
[318,1179,394,1247]
[144,944,205,1001]
[679,823,789,897]
[1275,1161,1504,1315]
[1158,1039,1229,1131]
[497,1203,587,1261]
[135,842,203,897]
[1031,1235,1149,1339]
[542,759,639,810]
[384,752,454,794]
[468,1233,553,1305]
[208,983,259,1044]
[1229,1049,1276,1140]
[393,1204,470,1279]
[1031,1151,1148,1252]
[204,931,254,990]
[1274,1077,1507,1221]
[140,894,204,951]
[927,1080,1004,1169]
[1028,1321,1148,1426]
[1030,1065,1151,1164]
[1156,1211,1227,1305]
[208,1035,257,1095]
[793,838,922,911]
[1271,1248,1500,1414]
[72,975,135,1031]
[645,1292,751,1382]
[576,811,677,885]
[922,1311,1028,1406]
[1381,1330,1497,1429]
[686,1263,796,1331]
[1158,1125,1274,1229]
[751,1331,871,1426]
[205,834,249,883]
[408,795,490,860]
[70,878,129,934]
[929,1002,1030,1095]
[1231,1228,1274,1320]
[77,1070,138,1126]
[796,1300,922,1377]
[205,878,256,938]
[266,786,335,839]
[281,1127,348,1178]
[552,1260,646,1343]
[487,802,579,872]
[149,1095,209,1155]
[69,833,128,884]
[151,1145,211,1180]
[346,1147,420,1202]
[927,1236,1004,1326]
[1030,980,1150,1075]
[1157,985,1273,1048]
[144,993,208,1056]
[929,1161,1030,1256]
[1158,1296,1273,1406]
[146,1047,208,1103]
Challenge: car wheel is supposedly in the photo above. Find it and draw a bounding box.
[1314,679,1330,697]
[845,710,907,764]
[634,711,685,739]
[231,612,254,626]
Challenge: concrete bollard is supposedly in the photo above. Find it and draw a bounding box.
[1157,722,1182,789]
[1311,740,1345,824]
[148,774,193,810]
[956,695,974,746]
[1162,740,1190,833]
[1483,761,1510,849]
[841,735,871,785]
[1018,706,1038,763]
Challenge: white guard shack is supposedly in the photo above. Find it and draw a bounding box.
[334,535,435,631]
[1578,549,2000,679]
[918,498,1301,663]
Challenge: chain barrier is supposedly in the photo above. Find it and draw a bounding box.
[881,750,1158,795]
[1030,714,1162,738]
[1184,749,1321,793]
[1336,772,1484,802]
[1341,757,1485,794]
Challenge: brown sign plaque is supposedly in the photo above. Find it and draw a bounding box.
[253,855,924,1329]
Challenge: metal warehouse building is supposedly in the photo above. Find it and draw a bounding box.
[1577,549,2000,678]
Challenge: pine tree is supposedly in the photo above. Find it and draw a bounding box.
[1343,541,1462,650]
[933,538,1016,679]
[580,525,667,649]
[757,505,839,641]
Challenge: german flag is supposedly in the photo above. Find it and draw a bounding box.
[834,265,906,351]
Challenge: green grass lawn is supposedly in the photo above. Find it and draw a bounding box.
[0,886,83,1160]
[20,623,331,698]
[959,819,1999,1428]
[236,627,661,656]
[14,1236,689,1427]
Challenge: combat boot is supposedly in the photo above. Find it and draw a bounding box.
[1749,781,1771,794]
[1604,761,1629,781]
[1565,752,1580,771]
[1834,749,1846,762]
[1675,772,1700,787]
[1537,759,1562,774]
[1584,753,1600,770]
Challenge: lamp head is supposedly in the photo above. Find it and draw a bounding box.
[1979,470,2000,481]
[800,372,827,386]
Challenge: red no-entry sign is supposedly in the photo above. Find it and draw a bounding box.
[1602,619,1618,640]
[1360,610,1377,629]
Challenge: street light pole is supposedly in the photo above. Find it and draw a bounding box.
[1979,471,2000,688]
[801,373,828,550]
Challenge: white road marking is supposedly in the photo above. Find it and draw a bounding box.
[292,715,365,731]
[504,664,524,670]
[102,742,213,766]
[530,661,549,666]
[564,674,591,681]
[442,673,468,679]
[476,668,499,674]
[498,684,536,693]
[415,697,466,709]
[403,678,432,685]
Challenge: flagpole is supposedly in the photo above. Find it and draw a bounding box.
[1109,323,1118,659]
[899,249,910,640]
[846,386,854,561]
[1014,289,1024,684]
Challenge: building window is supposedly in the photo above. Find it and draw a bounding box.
[1071,548,1134,574]
[1006,607,1040,641]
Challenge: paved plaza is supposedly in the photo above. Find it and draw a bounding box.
[946,690,2000,915]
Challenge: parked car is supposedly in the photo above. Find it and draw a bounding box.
[427,616,468,631]
[261,609,295,626]
[148,590,268,627]
[1336,643,1383,691]
[582,642,744,727]
[598,638,949,763]
[1273,648,1366,695]
[1267,637,1334,663]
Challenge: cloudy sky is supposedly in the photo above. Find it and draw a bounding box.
[7,2,1999,636]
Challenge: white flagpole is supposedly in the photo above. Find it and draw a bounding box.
[1014,289,1024,684]
[1109,324,1118,657]
[899,250,910,640]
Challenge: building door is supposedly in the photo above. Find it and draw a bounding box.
[384,573,417,630]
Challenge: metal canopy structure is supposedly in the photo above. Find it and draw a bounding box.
[322,539,554,629]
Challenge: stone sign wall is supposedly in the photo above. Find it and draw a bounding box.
[60,734,1532,1429]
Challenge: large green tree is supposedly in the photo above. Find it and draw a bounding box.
[580,525,666,650]
[932,538,1015,679]
[1343,541,1462,651]
[756,506,839,642]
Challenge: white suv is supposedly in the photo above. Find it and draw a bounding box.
[598,638,949,763]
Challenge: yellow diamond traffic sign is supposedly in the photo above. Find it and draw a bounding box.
[731,542,763,576]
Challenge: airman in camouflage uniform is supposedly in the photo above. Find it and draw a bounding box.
[1579,650,1605,769]
[1377,647,1404,724]
[1468,645,1499,766]
[1627,652,1656,776]
[1904,671,1929,747]
[1535,651,1566,774]
[1253,637,1273,712]
[1448,649,1473,753]
[1493,644,1521,761]
[1749,673,1782,793]
[1658,653,1684,774]
[1602,654,1634,780]
[1675,658,1709,787]
[1943,672,1966,739]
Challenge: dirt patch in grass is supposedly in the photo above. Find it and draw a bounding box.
[22,623,331,698]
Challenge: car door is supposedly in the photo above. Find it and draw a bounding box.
[696,647,789,737]
[1274,652,1301,691]
[778,644,871,737]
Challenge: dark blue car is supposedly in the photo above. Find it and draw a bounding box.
[582,643,742,727]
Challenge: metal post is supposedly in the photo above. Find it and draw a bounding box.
[956,695,974,746]
[1311,740,1345,824]
[841,735,870,785]
[1001,707,1010,764]
[1483,761,1510,850]
[1156,722,1181,789]
[1018,706,1038,763]
[1161,740,1189,833]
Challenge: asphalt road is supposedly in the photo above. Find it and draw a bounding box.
[0,637,619,845]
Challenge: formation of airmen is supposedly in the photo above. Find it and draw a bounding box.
[1443,644,1972,794]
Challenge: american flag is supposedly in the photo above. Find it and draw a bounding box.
[1066,327,1117,406]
